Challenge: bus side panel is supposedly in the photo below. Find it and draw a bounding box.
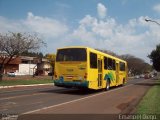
[125,63,128,83]
[119,71,125,85]
[110,70,117,87]
[86,49,99,90]
[120,62,127,85]
[118,63,127,85]
[87,69,99,89]
[103,70,117,87]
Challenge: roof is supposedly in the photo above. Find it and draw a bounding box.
[20,56,36,60]
[0,57,21,65]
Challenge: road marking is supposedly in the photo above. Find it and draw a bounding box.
[0,88,73,101]
[23,84,133,114]
[0,93,46,101]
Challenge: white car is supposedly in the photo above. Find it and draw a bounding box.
[135,75,140,79]
[7,72,16,77]
[140,74,145,78]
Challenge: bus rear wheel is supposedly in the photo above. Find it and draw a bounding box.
[105,81,110,91]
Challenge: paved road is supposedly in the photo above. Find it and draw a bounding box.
[0,78,154,115]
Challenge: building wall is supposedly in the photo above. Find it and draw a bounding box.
[19,64,37,75]
[37,62,51,75]
[1,56,50,76]
[1,57,21,74]
[4,64,19,74]
[43,63,51,75]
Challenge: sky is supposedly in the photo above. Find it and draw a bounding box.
[0,0,160,63]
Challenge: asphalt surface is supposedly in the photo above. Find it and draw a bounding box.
[0,78,156,116]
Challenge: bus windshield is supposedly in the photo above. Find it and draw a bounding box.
[56,48,87,62]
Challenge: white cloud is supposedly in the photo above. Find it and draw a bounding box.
[97,3,107,19]
[0,12,69,53]
[0,16,26,33]
[69,14,160,63]
[0,12,69,38]
[1,4,160,63]
[153,4,160,13]
[24,12,69,38]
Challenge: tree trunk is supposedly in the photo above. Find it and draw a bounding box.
[0,65,4,81]
[0,74,2,81]
[157,72,160,80]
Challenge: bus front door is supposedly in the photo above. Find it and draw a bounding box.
[116,62,119,85]
[98,59,102,87]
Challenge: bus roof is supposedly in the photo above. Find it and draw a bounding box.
[57,46,127,63]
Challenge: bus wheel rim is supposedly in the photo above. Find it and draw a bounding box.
[106,84,109,90]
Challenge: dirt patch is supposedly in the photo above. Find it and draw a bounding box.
[117,101,132,111]
[117,98,138,114]
[117,80,155,114]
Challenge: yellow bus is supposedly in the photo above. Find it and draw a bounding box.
[54,46,128,90]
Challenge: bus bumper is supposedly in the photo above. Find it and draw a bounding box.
[53,80,89,88]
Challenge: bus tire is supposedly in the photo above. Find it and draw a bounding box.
[122,78,125,86]
[105,80,110,91]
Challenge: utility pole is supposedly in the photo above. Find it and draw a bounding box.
[145,18,160,79]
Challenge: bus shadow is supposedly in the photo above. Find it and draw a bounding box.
[41,87,102,95]
[41,85,123,95]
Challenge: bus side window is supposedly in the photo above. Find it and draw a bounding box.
[104,57,108,70]
[90,52,97,68]
[120,62,125,71]
[108,58,113,70]
[112,60,116,70]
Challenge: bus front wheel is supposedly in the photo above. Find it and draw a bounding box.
[122,78,126,86]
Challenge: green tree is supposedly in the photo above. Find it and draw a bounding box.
[148,44,160,72]
[21,51,44,58]
[121,54,152,75]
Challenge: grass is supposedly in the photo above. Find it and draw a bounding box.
[0,76,53,86]
[136,79,160,114]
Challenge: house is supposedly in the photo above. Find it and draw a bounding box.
[0,56,51,75]
[36,58,51,76]
[18,56,38,75]
[0,57,21,74]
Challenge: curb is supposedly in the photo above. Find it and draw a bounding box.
[0,83,54,89]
